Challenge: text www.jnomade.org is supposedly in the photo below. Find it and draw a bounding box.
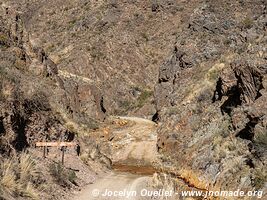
[91,188,264,198]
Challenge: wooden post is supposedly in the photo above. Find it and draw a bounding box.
[43,146,46,158]
[36,142,76,165]
[61,147,65,165]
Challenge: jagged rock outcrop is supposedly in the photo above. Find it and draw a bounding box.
[3,0,192,118]
[1,0,266,198]
[213,60,264,114]
[0,6,75,155]
[154,0,267,195]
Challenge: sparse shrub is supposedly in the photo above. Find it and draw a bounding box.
[49,163,77,187]
[19,153,37,183]
[90,46,105,60]
[223,38,232,46]
[0,158,17,198]
[24,183,38,199]
[113,108,127,116]
[136,90,153,108]
[84,4,91,11]
[253,168,267,190]
[0,66,20,85]
[197,88,213,102]
[24,91,50,114]
[0,33,8,47]
[116,88,153,112]
[13,59,26,70]
[119,100,133,111]
[80,153,88,163]
[120,100,131,108]
[66,123,76,133]
[69,19,77,28]
[242,17,254,29]
[141,32,149,42]
[46,44,55,52]
[207,68,219,81]
[0,153,40,199]
[87,119,99,130]
[68,171,77,185]
[219,118,232,137]
[227,142,237,151]
[49,163,66,186]
[254,131,267,146]
[167,107,179,116]
[0,67,7,78]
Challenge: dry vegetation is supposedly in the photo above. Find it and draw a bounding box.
[0,153,40,199]
[49,163,77,187]
[0,0,266,199]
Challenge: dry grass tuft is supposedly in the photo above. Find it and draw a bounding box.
[24,182,39,200]
[19,153,37,182]
[0,158,18,198]
[0,153,40,199]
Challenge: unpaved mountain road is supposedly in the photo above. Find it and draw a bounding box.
[73,172,154,200]
[73,117,161,200]
[107,116,159,167]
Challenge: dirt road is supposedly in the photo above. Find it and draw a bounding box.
[107,116,159,167]
[73,172,154,200]
[73,117,161,200]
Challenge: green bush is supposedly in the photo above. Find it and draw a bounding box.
[68,171,77,184]
[119,100,134,111]
[254,131,267,146]
[0,33,8,47]
[167,107,179,116]
[141,32,149,42]
[87,119,99,130]
[116,88,153,113]
[136,90,153,108]
[242,17,254,29]
[0,67,7,77]
[253,168,267,190]
[49,163,77,187]
[207,68,219,81]
[197,88,213,102]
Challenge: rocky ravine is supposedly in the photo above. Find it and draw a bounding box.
[0,5,105,200]
[3,0,179,119]
[155,0,267,196]
[0,1,266,200]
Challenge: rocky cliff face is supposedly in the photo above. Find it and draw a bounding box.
[0,7,102,199]
[4,0,177,119]
[155,0,267,194]
[1,0,266,199]
[0,5,74,154]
